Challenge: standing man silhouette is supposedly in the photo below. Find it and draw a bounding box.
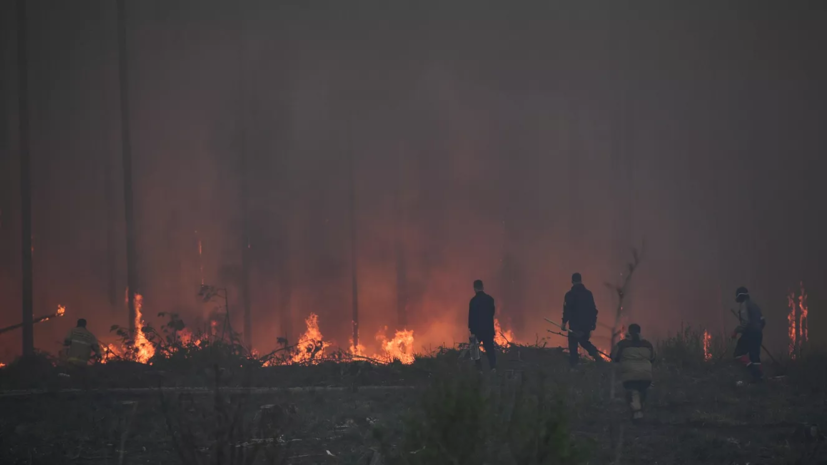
[469,279,497,373]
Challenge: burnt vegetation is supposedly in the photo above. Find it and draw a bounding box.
[1,328,826,464]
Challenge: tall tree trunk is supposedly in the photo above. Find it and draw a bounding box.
[237,11,252,349]
[104,135,118,310]
[348,134,359,348]
[117,0,138,334]
[394,146,407,328]
[17,0,34,358]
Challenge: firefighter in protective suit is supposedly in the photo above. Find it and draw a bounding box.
[611,323,655,420]
[63,319,100,365]
[732,286,765,382]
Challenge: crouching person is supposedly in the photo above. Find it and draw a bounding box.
[63,318,100,365]
[611,324,655,420]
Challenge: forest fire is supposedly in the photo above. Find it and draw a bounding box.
[703,330,712,361]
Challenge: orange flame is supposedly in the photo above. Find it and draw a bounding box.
[799,282,808,347]
[787,291,797,358]
[349,338,366,358]
[703,330,712,361]
[56,305,66,317]
[100,343,120,363]
[291,313,326,364]
[0,362,6,368]
[178,328,202,347]
[133,294,155,363]
[376,327,415,364]
[493,318,513,347]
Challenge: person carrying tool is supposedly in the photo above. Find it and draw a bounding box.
[63,318,100,365]
[611,323,655,420]
[561,272,602,367]
[731,286,765,382]
[468,279,497,373]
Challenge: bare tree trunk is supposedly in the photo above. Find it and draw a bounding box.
[237,10,252,349]
[104,134,118,310]
[394,227,407,328]
[348,133,359,348]
[606,247,643,350]
[394,147,407,328]
[17,0,34,358]
[117,0,138,334]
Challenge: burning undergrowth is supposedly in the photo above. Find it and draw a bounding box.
[100,307,517,369]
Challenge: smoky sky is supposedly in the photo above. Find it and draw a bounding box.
[1,1,826,359]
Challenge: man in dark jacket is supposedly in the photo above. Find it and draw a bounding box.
[561,272,602,367]
[469,279,496,372]
[732,286,765,382]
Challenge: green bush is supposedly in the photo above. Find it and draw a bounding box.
[656,324,713,369]
[391,367,584,465]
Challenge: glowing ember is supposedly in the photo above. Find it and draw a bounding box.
[133,294,155,363]
[56,305,66,317]
[493,318,513,347]
[376,327,415,364]
[0,363,5,368]
[291,313,326,364]
[703,330,712,361]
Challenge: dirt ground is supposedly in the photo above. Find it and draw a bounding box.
[1,347,825,465]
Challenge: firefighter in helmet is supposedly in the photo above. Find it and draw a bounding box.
[63,318,100,365]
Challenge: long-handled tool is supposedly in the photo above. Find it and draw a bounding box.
[728,308,778,365]
[0,305,66,336]
[544,318,611,360]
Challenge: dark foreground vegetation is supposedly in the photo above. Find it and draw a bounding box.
[1,329,825,465]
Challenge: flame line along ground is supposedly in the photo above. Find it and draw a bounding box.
[0,385,417,398]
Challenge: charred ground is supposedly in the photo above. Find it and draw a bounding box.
[1,335,826,465]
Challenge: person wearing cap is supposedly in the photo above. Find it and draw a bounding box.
[611,323,655,420]
[468,279,497,373]
[732,286,765,382]
[63,319,100,365]
[561,272,602,367]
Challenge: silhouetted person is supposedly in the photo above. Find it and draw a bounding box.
[561,272,602,367]
[63,319,100,365]
[732,287,765,382]
[468,280,496,372]
[612,323,655,420]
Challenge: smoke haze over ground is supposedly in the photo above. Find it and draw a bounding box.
[1,2,825,361]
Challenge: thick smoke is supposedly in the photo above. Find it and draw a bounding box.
[1,2,825,360]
